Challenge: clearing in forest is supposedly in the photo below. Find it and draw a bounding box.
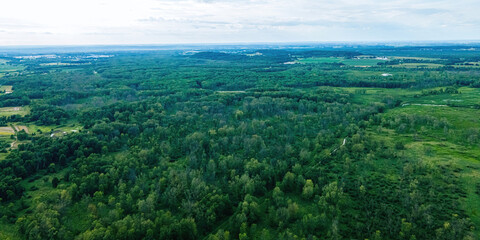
[14,125,29,133]
[0,85,13,94]
[297,57,386,66]
[0,106,29,117]
[0,126,15,135]
[0,59,24,74]
[390,63,444,68]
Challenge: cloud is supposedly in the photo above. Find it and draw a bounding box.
[0,0,479,45]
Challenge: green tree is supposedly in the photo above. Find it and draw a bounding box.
[302,179,315,199]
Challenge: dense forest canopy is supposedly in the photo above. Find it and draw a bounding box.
[0,45,479,239]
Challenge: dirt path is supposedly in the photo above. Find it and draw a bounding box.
[402,103,447,107]
[10,140,17,149]
[11,125,28,133]
[16,125,29,133]
[8,125,29,149]
[332,138,347,153]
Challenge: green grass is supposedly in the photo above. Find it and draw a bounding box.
[297,57,343,64]
[24,121,83,136]
[0,60,24,73]
[297,57,386,66]
[0,152,8,161]
[412,140,480,235]
[387,105,480,129]
[344,86,480,109]
[0,85,13,94]
[347,85,480,237]
[391,56,441,61]
[371,127,480,237]
[341,58,385,66]
[342,87,419,104]
[21,172,64,205]
[390,63,444,68]
[0,126,15,135]
[379,100,480,237]
[0,107,29,117]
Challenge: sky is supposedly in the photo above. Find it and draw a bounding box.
[1,0,480,46]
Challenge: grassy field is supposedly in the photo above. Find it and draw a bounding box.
[383,105,480,235]
[0,126,15,135]
[342,58,386,66]
[24,121,82,136]
[355,86,480,236]
[401,87,480,108]
[0,60,24,73]
[0,121,83,160]
[0,85,13,94]
[297,57,386,66]
[346,86,480,234]
[390,63,444,68]
[342,87,420,104]
[391,56,442,61]
[0,120,82,161]
[344,86,480,108]
[297,57,342,64]
[0,106,29,117]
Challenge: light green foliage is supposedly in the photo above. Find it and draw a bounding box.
[302,179,314,199]
[0,46,479,240]
[297,57,386,66]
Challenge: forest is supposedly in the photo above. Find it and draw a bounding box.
[0,44,480,239]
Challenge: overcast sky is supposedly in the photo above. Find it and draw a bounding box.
[1,0,479,45]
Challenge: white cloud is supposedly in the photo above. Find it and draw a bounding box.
[0,0,479,45]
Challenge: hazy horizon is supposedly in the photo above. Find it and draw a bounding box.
[1,0,480,46]
[1,39,480,48]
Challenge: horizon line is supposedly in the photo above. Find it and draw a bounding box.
[1,39,480,48]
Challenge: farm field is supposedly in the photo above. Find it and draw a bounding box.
[297,57,386,66]
[18,121,82,136]
[0,126,14,135]
[390,63,445,68]
[0,85,13,94]
[0,106,29,117]
[391,56,442,61]
[0,60,24,73]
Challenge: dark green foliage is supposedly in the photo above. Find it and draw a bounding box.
[0,93,30,107]
[51,177,59,188]
[0,47,477,239]
[16,129,29,141]
[28,105,69,125]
